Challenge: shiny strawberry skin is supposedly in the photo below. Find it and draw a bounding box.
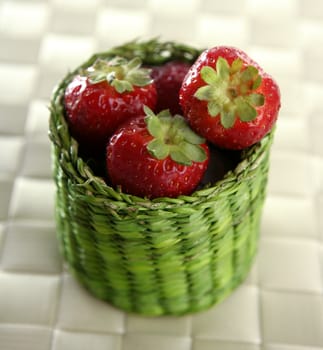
[64,75,157,151]
[179,46,281,150]
[151,61,191,115]
[106,115,209,199]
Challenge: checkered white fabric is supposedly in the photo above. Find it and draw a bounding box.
[0,0,323,349]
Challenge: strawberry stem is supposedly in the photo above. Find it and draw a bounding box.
[144,106,207,166]
[194,57,265,128]
[85,57,153,93]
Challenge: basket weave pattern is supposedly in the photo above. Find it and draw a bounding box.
[49,40,273,316]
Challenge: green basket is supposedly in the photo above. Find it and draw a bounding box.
[49,39,274,316]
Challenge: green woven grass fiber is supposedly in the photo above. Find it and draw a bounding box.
[49,39,274,316]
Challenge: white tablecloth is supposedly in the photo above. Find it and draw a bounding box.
[0,1,323,349]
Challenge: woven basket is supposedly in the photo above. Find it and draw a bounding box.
[49,39,274,316]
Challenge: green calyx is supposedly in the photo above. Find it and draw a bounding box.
[144,106,207,166]
[194,56,265,128]
[85,56,153,93]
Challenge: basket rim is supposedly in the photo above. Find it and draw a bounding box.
[49,39,274,211]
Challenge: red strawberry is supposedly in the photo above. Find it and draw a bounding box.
[64,57,157,152]
[151,61,191,115]
[106,106,209,199]
[179,46,281,150]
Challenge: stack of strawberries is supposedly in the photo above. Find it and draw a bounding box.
[64,45,280,199]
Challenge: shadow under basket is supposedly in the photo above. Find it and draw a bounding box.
[49,40,274,316]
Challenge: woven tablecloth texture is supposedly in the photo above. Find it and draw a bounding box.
[0,0,323,349]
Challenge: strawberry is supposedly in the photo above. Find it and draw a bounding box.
[106,106,209,199]
[179,46,281,150]
[151,61,191,115]
[64,57,157,152]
